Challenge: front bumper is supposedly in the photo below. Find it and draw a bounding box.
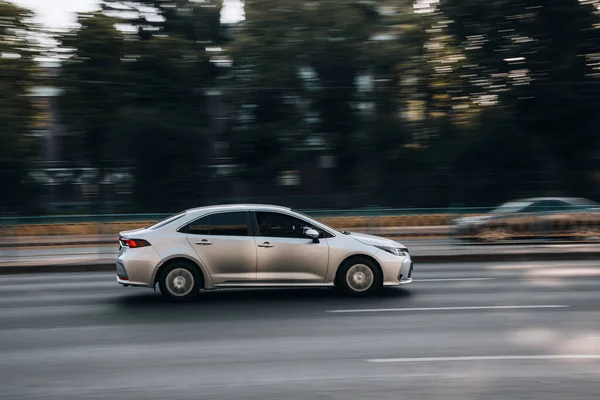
[398,261,413,285]
[379,250,413,286]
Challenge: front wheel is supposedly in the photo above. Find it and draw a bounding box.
[336,258,382,295]
[158,262,202,302]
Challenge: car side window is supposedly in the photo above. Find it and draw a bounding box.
[531,200,566,212]
[187,217,210,235]
[546,200,569,211]
[256,212,324,239]
[186,212,248,236]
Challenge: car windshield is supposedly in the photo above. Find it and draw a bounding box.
[490,201,532,214]
[570,198,599,207]
[149,212,187,230]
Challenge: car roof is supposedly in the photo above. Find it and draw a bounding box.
[520,197,587,203]
[185,204,292,214]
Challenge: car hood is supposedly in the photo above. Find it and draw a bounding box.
[350,232,406,249]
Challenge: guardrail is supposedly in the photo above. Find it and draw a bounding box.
[0,207,483,238]
[1,206,600,241]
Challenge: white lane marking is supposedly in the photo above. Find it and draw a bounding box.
[367,354,600,363]
[527,268,600,278]
[416,278,494,282]
[327,305,568,313]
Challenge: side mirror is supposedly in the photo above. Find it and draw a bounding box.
[304,228,320,243]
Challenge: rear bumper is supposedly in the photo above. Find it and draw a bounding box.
[116,246,161,287]
[116,275,152,287]
[116,258,154,288]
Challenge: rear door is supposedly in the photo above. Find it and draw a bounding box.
[184,211,256,284]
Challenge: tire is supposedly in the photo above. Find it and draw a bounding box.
[158,261,203,302]
[335,257,382,296]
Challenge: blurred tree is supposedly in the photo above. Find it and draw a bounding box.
[115,35,214,211]
[58,13,128,213]
[49,0,600,211]
[59,13,126,170]
[0,1,39,213]
[60,2,225,211]
[440,0,600,193]
[101,0,225,43]
[229,0,425,193]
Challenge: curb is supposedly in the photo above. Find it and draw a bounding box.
[2,252,600,274]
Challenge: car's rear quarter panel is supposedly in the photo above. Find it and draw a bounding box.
[148,231,215,287]
[117,246,162,286]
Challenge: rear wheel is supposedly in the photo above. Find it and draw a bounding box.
[336,257,382,295]
[158,262,202,302]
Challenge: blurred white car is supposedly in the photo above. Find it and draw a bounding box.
[451,197,600,240]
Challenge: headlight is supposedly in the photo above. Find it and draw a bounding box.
[375,245,408,257]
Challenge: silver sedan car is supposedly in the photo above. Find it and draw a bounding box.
[117,204,413,301]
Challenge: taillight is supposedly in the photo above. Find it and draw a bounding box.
[119,238,151,248]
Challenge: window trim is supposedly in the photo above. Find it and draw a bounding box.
[178,210,252,237]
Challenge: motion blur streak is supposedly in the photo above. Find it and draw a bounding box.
[368,355,600,363]
[327,305,569,313]
[0,261,599,400]
[1,0,600,398]
[2,0,600,214]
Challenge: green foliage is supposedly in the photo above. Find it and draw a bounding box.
[5,0,600,212]
[0,1,38,212]
[58,1,224,211]
[101,0,225,42]
[59,12,126,167]
[440,0,600,172]
[229,1,419,185]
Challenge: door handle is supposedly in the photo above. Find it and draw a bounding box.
[196,239,212,245]
[258,242,274,248]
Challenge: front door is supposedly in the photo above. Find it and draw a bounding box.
[253,211,329,284]
[185,211,256,284]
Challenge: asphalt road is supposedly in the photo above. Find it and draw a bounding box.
[1,261,599,399]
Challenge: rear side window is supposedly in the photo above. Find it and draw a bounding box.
[185,212,249,236]
[543,200,569,211]
[149,212,187,230]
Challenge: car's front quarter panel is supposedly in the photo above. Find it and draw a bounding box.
[324,234,411,286]
[324,235,382,282]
